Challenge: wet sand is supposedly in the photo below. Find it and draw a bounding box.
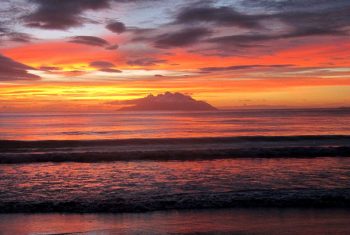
[1,208,350,234]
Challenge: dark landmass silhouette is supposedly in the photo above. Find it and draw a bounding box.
[119,92,218,111]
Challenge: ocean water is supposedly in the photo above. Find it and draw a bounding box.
[0,108,350,214]
[0,108,349,140]
[1,158,350,213]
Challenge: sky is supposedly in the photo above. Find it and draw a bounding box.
[0,0,349,112]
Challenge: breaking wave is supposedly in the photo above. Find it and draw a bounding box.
[1,189,350,213]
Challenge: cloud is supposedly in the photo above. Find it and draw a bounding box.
[8,33,35,43]
[39,66,61,71]
[242,0,350,12]
[175,6,260,28]
[106,44,119,50]
[24,0,110,30]
[127,58,167,66]
[68,36,109,47]
[23,0,160,30]
[268,4,350,39]
[89,60,122,73]
[200,64,294,73]
[0,26,6,33]
[125,2,349,55]
[99,68,122,73]
[90,61,115,68]
[0,3,36,43]
[154,2,350,53]
[68,36,118,50]
[0,26,35,43]
[106,21,126,34]
[0,54,41,81]
[154,27,212,48]
[207,27,347,49]
[198,64,350,79]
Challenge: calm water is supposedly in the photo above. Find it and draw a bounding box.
[0,108,349,140]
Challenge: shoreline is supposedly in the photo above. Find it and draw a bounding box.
[1,208,350,234]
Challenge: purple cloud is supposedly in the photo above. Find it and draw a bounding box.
[0,54,41,81]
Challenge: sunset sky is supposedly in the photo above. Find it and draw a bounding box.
[0,0,349,112]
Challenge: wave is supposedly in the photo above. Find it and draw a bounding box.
[1,135,350,163]
[1,188,350,213]
[1,147,350,164]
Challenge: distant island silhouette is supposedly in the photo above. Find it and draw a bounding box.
[119,92,218,111]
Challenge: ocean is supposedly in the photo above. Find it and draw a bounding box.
[1,108,350,234]
[1,108,349,140]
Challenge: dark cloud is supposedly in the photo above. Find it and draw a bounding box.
[8,33,35,43]
[0,26,35,43]
[106,21,126,34]
[0,54,41,81]
[5,0,349,59]
[208,34,271,46]
[167,2,350,52]
[89,61,121,73]
[24,0,109,30]
[200,64,294,73]
[23,0,160,30]
[68,36,118,50]
[68,36,109,47]
[287,27,347,38]
[155,27,212,48]
[175,6,260,28]
[24,0,111,30]
[0,26,6,34]
[99,68,122,73]
[90,61,115,68]
[242,0,350,12]
[106,44,119,50]
[0,3,33,43]
[268,4,350,38]
[127,58,167,66]
[207,27,347,48]
[125,2,350,55]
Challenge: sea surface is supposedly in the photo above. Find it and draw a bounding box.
[0,108,349,140]
[0,108,350,215]
[1,157,350,213]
